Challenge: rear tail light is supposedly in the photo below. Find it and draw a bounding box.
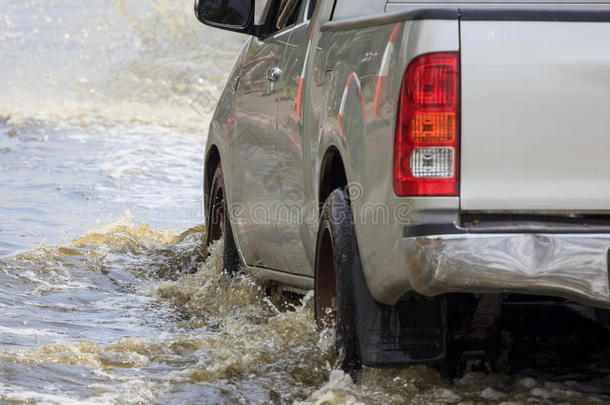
[393,52,460,196]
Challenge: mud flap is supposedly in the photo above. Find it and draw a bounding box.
[352,252,447,366]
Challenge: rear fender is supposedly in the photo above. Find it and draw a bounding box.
[317,16,460,305]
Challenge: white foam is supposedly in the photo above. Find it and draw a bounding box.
[0,326,60,337]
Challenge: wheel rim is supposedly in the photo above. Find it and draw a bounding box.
[315,227,337,330]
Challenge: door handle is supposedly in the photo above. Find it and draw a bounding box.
[266,67,282,82]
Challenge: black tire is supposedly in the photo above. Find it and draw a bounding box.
[314,188,362,375]
[206,164,240,274]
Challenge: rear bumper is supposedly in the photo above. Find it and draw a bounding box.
[404,225,610,308]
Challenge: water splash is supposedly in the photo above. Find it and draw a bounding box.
[0,0,245,132]
[0,222,334,403]
[1,220,609,403]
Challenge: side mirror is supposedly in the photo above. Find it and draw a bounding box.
[194,0,259,36]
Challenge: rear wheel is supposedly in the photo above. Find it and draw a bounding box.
[315,188,452,375]
[206,164,240,274]
[315,188,362,375]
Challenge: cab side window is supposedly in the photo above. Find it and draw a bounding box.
[253,0,272,24]
[307,0,317,19]
[275,0,303,30]
[257,0,309,37]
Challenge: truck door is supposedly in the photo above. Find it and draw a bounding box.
[275,0,318,276]
[230,0,303,271]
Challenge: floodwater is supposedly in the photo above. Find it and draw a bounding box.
[0,1,609,404]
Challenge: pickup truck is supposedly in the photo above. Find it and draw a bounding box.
[195,0,610,373]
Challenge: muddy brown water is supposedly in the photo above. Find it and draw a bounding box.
[0,0,608,403]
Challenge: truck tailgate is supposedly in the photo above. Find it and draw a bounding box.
[460,18,610,211]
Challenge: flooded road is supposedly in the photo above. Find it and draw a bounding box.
[0,0,609,404]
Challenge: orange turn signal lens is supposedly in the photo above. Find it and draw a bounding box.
[410,112,455,143]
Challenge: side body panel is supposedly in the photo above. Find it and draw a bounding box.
[275,10,318,277]
[207,10,462,305]
[207,4,460,305]
[312,18,460,305]
[231,33,292,270]
[207,0,327,278]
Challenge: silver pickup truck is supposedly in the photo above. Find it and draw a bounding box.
[195,0,610,373]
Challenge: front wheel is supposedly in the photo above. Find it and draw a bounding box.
[206,164,240,274]
[314,188,362,375]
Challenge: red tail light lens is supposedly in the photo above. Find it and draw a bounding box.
[394,52,460,196]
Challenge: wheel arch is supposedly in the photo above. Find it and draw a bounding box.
[318,146,348,212]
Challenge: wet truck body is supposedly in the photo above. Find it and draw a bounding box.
[197,0,610,368]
